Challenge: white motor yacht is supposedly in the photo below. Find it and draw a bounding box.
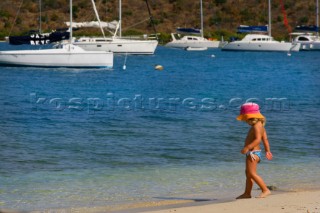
[221,34,300,52]
[222,0,300,52]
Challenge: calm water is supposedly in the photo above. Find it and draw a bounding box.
[0,43,319,211]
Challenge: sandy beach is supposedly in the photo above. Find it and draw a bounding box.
[1,189,316,213]
[142,190,320,213]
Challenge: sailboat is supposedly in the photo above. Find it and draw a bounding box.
[0,0,113,68]
[221,0,300,52]
[165,0,220,49]
[291,0,320,51]
[6,0,70,45]
[72,0,158,55]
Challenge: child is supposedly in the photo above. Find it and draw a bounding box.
[236,102,273,199]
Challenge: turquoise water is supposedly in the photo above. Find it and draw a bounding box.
[0,43,319,211]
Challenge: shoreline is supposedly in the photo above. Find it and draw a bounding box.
[141,190,320,213]
[2,189,319,213]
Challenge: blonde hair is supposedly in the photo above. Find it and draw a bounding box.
[248,118,266,126]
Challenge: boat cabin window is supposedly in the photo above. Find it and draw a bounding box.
[298,37,310,41]
[251,38,269,41]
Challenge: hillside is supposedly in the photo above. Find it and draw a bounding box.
[0,0,318,43]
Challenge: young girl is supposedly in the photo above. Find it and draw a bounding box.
[236,102,273,199]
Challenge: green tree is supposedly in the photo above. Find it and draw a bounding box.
[214,0,227,4]
[299,16,309,24]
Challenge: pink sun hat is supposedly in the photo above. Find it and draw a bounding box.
[237,102,265,121]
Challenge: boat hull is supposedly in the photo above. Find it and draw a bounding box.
[222,41,300,52]
[166,34,220,49]
[185,46,208,51]
[166,40,220,49]
[166,41,219,49]
[297,41,320,51]
[0,45,113,68]
[300,42,320,51]
[74,38,158,55]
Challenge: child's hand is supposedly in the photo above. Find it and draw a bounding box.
[241,147,249,154]
[266,151,273,160]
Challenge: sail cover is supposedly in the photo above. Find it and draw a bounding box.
[65,21,118,30]
[237,25,268,33]
[9,31,70,45]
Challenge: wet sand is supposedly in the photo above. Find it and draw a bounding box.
[3,189,316,213]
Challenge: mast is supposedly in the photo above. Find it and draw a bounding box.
[145,0,158,40]
[91,0,106,39]
[69,0,72,44]
[39,0,42,33]
[268,0,271,36]
[200,0,204,38]
[317,0,319,37]
[119,0,122,37]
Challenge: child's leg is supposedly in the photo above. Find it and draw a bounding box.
[246,156,271,198]
[244,171,254,195]
[236,159,254,199]
[236,176,253,199]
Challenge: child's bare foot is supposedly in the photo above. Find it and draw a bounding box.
[256,190,271,198]
[236,194,251,199]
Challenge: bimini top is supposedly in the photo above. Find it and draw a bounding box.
[237,25,268,33]
[295,25,319,32]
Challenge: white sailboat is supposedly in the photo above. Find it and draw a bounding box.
[221,0,300,52]
[165,0,220,49]
[292,0,320,51]
[0,0,113,68]
[72,0,158,55]
[74,36,158,55]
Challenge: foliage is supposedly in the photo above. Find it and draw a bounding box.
[157,33,171,44]
[72,5,79,19]
[0,0,318,40]
[51,13,59,22]
[122,29,144,36]
[299,16,309,24]
[0,10,10,18]
[214,0,227,4]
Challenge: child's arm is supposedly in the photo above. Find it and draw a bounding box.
[262,130,273,160]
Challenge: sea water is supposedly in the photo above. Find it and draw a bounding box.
[0,43,319,211]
